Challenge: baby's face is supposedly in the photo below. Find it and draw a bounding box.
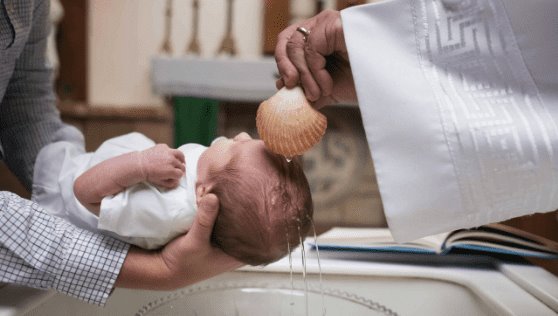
[197,132,271,188]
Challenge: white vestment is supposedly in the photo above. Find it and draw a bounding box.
[341,0,558,241]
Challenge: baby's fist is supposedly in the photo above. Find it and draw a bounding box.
[139,144,185,189]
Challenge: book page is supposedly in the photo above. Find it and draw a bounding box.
[444,224,558,257]
[489,223,558,251]
[313,227,449,253]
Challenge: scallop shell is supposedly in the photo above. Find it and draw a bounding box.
[256,87,327,157]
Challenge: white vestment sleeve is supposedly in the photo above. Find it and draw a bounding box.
[341,0,558,241]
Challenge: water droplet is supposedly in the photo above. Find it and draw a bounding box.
[310,217,327,316]
[299,226,309,316]
[287,231,295,315]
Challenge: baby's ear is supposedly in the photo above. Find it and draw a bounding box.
[195,185,206,203]
[195,184,215,204]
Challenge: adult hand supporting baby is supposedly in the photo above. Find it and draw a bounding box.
[275,10,357,108]
[159,193,244,287]
[115,193,243,290]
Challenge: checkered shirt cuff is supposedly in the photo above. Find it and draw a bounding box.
[0,192,130,305]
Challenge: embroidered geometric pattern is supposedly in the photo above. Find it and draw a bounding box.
[411,0,558,221]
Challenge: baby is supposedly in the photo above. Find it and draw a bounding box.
[32,131,313,265]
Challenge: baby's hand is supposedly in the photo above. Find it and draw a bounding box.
[139,144,185,189]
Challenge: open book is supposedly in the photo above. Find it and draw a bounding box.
[310,224,558,259]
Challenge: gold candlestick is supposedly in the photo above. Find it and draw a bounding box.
[160,0,173,55]
[217,0,236,56]
[186,0,201,55]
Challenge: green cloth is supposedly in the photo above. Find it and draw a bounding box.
[174,97,219,146]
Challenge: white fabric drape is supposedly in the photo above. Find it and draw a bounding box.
[342,0,558,241]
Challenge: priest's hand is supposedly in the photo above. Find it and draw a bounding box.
[275,10,357,108]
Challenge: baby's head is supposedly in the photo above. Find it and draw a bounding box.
[196,132,313,265]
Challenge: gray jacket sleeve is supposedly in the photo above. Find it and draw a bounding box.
[0,1,129,306]
[0,0,81,191]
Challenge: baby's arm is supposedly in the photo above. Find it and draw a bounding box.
[74,144,185,215]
